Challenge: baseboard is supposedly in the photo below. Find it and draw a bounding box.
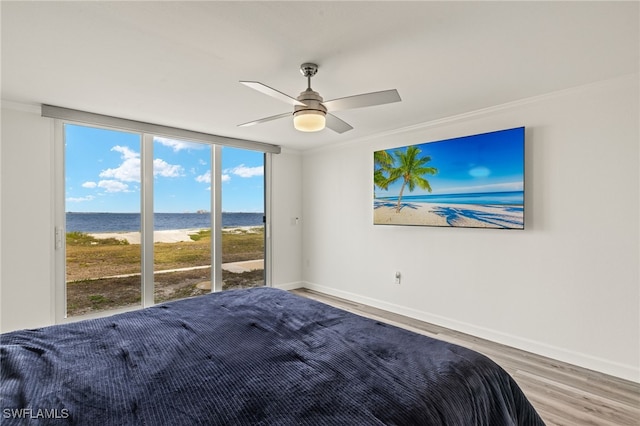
[272,281,304,291]
[301,282,639,383]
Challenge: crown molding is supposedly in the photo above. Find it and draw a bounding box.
[303,73,639,155]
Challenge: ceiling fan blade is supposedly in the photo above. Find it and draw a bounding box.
[240,81,306,106]
[323,89,401,112]
[237,112,291,127]
[325,113,354,134]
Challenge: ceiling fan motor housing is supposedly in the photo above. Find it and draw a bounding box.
[293,88,327,132]
[294,89,327,116]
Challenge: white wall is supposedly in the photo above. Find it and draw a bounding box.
[271,149,303,289]
[0,104,305,331]
[301,74,639,382]
[1,104,55,331]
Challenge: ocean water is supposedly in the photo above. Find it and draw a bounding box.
[66,212,264,233]
[376,191,523,206]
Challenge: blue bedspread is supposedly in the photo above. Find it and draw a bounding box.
[1,287,544,425]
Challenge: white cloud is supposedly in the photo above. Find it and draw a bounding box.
[67,195,95,203]
[154,137,205,152]
[98,180,130,193]
[196,170,231,183]
[196,171,232,184]
[99,146,141,182]
[196,170,211,184]
[99,146,183,182]
[153,158,184,178]
[225,164,263,178]
[82,181,97,188]
[112,145,138,159]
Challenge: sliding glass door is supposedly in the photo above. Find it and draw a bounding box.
[220,147,265,290]
[64,124,142,316]
[60,124,267,319]
[153,137,213,304]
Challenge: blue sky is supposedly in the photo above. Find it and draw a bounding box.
[65,124,264,213]
[376,127,524,197]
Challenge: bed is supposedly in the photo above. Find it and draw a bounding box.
[1,287,544,425]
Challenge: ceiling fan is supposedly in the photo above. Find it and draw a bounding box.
[238,63,401,134]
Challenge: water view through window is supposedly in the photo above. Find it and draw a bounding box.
[153,138,213,304]
[220,147,265,291]
[65,125,143,316]
[64,124,265,317]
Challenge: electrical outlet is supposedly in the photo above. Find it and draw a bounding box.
[395,271,401,285]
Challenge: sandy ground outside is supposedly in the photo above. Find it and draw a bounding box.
[373,201,523,229]
[89,229,199,244]
[90,227,260,244]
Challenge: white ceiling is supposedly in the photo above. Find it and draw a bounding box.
[2,1,638,151]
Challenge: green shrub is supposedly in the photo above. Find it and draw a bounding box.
[66,231,128,246]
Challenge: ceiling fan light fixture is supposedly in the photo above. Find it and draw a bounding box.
[239,62,401,134]
[293,109,326,132]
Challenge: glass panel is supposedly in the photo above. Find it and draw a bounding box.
[153,137,212,303]
[221,147,265,290]
[65,124,142,317]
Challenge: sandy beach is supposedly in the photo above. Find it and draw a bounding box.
[373,201,523,229]
[89,227,261,244]
[88,229,199,244]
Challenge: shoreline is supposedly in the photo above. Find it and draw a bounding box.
[89,226,263,244]
[373,200,523,229]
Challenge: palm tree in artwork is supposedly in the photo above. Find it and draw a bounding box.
[374,150,395,193]
[386,146,438,212]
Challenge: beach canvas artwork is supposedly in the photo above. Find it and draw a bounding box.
[373,127,525,229]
